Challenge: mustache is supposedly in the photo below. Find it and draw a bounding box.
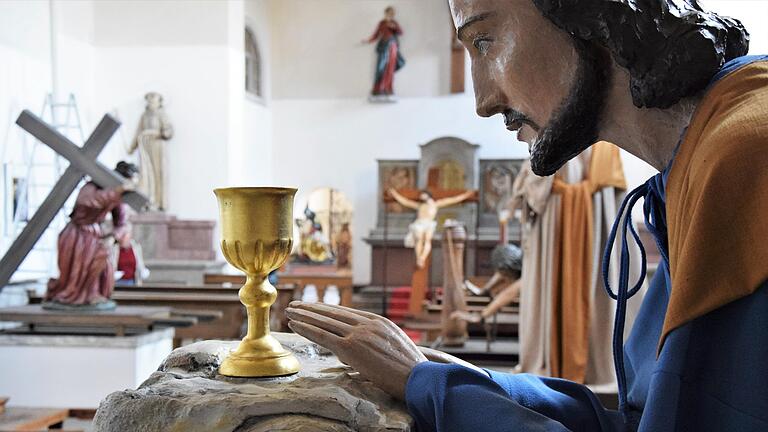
[504,109,541,132]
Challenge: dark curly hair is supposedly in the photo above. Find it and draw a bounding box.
[532,0,750,108]
[114,161,139,179]
[491,244,523,279]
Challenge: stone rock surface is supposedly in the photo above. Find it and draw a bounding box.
[93,333,412,431]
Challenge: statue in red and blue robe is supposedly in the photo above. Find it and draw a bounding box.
[364,6,405,97]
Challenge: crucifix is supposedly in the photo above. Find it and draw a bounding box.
[0,110,149,290]
[383,167,478,315]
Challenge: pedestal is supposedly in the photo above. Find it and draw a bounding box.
[0,328,174,408]
[94,333,412,431]
[131,211,216,261]
[144,259,226,285]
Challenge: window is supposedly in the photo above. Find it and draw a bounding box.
[245,26,262,99]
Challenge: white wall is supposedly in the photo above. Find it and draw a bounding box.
[91,0,236,221]
[241,0,274,186]
[269,0,453,99]
[0,1,53,265]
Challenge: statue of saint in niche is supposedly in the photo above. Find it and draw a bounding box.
[363,6,405,102]
[129,92,173,211]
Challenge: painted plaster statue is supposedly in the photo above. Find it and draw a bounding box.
[363,6,405,101]
[288,1,768,430]
[296,206,332,264]
[388,188,474,268]
[44,162,138,310]
[334,222,352,268]
[110,225,150,286]
[129,92,173,211]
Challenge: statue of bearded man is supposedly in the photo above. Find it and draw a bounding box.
[287,1,768,431]
[129,92,173,211]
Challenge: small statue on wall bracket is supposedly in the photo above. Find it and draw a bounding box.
[362,6,405,103]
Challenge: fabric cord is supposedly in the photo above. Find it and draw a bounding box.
[602,172,669,424]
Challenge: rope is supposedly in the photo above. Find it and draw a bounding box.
[602,172,669,425]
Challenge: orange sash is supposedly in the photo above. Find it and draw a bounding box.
[550,142,626,381]
[662,61,768,349]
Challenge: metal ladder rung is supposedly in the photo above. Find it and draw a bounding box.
[3,92,85,282]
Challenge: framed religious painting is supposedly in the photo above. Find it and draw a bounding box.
[478,159,524,228]
[375,160,418,229]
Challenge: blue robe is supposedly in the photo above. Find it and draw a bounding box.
[405,56,768,431]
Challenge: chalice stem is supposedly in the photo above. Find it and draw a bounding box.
[241,275,273,340]
[246,305,270,339]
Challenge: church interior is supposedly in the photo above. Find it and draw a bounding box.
[0,0,766,430]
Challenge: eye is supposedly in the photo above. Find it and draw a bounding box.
[473,37,492,54]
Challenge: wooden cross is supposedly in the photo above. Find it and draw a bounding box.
[382,167,479,205]
[0,110,149,290]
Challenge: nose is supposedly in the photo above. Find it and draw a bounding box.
[473,67,507,118]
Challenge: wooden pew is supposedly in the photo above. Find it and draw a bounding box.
[0,406,69,431]
[0,305,196,338]
[204,271,354,307]
[114,282,296,338]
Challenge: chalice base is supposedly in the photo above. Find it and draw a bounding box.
[219,334,300,377]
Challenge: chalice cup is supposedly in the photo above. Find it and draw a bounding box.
[214,187,300,377]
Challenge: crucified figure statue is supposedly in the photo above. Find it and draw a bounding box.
[388,188,474,268]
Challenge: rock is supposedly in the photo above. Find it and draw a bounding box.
[93,333,412,431]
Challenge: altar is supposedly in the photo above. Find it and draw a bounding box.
[365,137,524,287]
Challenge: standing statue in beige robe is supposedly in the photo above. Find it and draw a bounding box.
[129,92,173,211]
[511,143,646,387]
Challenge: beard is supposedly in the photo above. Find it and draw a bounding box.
[529,39,611,176]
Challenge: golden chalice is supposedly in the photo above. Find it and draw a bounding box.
[214,187,300,377]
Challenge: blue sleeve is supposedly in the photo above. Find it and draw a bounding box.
[405,362,624,432]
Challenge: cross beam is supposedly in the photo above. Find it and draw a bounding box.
[0,110,148,290]
[382,188,479,202]
[15,111,148,210]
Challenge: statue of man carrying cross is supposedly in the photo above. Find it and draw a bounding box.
[44,161,139,310]
[0,110,149,293]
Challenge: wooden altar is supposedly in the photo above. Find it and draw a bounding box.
[365,137,524,288]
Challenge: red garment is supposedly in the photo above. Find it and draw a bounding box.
[373,41,399,95]
[45,182,125,305]
[117,246,137,281]
[367,19,403,43]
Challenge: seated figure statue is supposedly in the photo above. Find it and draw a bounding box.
[287,1,768,430]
